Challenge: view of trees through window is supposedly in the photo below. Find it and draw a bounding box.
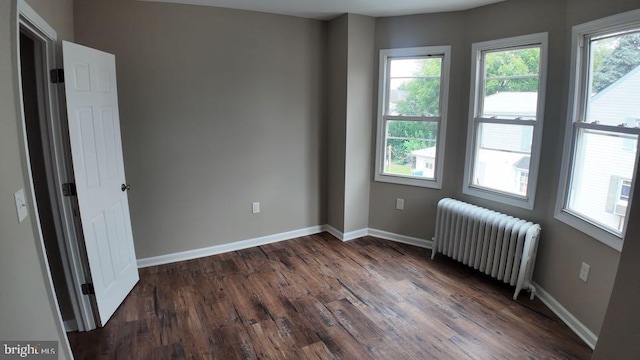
[471,46,541,197]
[483,47,539,97]
[384,120,437,176]
[384,56,441,177]
[591,32,640,95]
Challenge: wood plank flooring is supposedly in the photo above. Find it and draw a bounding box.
[67,233,592,359]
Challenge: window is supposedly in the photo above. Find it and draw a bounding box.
[463,33,548,209]
[556,9,640,251]
[375,46,450,188]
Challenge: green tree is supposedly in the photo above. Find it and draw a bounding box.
[484,48,540,96]
[394,58,442,117]
[592,33,640,93]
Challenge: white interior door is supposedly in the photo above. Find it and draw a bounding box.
[62,41,139,326]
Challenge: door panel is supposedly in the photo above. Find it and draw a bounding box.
[63,41,139,326]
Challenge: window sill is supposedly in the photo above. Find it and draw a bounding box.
[554,209,623,252]
[463,185,534,210]
[375,173,442,189]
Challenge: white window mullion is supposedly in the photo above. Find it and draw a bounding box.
[475,117,537,126]
[384,115,442,123]
[575,122,640,136]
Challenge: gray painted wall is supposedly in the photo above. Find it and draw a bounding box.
[344,14,374,233]
[0,0,72,358]
[593,155,640,359]
[74,0,327,259]
[368,0,639,336]
[327,15,348,232]
[327,13,375,234]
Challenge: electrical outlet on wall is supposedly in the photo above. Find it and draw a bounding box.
[252,202,260,214]
[396,198,405,210]
[579,262,590,282]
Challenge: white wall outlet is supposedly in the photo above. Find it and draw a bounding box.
[252,202,260,214]
[579,262,590,282]
[14,188,28,223]
[396,198,405,210]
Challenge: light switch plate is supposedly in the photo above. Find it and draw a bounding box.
[252,202,260,214]
[14,188,28,223]
[579,262,590,282]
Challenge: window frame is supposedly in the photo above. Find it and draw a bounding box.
[463,33,549,209]
[374,46,451,189]
[555,10,640,252]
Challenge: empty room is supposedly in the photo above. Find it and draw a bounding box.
[2,0,640,359]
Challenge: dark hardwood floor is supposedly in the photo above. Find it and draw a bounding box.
[67,233,592,359]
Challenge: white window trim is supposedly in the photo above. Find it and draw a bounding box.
[463,33,549,210]
[555,9,640,252]
[374,46,451,189]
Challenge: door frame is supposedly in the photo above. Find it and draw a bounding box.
[13,0,98,336]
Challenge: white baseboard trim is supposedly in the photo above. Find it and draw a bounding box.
[343,228,368,241]
[323,226,433,249]
[63,319,78,332]
[532,281,598,350]
[368,228,433,249]
[323,225,368,241]
[137,225,325,268]
[324,225,344,240]
[137,225,433,268]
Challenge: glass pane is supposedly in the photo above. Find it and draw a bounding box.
[567,128,638,234]
[481,47,540,119]
[472,123,533,196]
[383,120,438,179]
[387,57,442,117]
[586,30,640,126]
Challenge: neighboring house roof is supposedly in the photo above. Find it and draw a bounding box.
[513,156,530,171]
[588,64,640,126]
[411,146,436,158]
[483,92,537,118]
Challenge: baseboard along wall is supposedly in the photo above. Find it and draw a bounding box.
[532,281,598,349]
[137,225,324,268]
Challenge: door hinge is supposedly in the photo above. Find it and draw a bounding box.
[62,183,77,197]
[81,283,95,295]
[50,69,64,84]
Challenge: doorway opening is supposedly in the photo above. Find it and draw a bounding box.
[17,2,141,341]
[19,29,78,332]
[16,0,98,336]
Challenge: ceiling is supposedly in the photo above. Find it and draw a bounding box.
[140,0,506,20]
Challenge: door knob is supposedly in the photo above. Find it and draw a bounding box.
[121,184,131,192]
